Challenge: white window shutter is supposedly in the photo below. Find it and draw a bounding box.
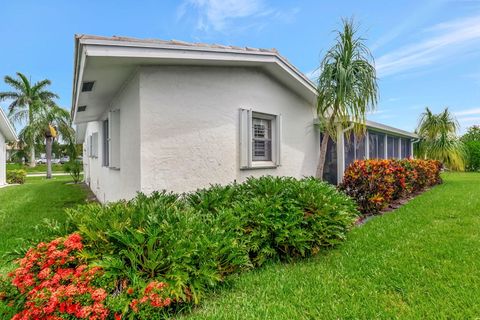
[275,113,282,166]
[108,110,121,169]
[239,108,252,168]
[87,135,92,157]
[92,132,99,158]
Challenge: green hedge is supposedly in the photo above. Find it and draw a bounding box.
[1,176,358,319]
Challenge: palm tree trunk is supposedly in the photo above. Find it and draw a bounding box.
[316,132,330,179]
[46,137,52,179]
[28,105,36,167]
[29,144,36,167]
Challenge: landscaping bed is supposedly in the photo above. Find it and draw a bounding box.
[181,173,480,319]
[0,176,359,319]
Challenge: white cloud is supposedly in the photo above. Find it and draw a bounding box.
[178,0,294,32]
[376,14,480,77]
[455,107,480,116]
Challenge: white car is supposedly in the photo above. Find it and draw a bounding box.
[60,156,70,164]
[36,158,47,165]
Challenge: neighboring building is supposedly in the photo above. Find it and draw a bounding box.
[0,108,17,185]
[71,35,416,203]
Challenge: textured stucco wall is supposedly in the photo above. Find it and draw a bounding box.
[0,133,5,185]
[83,74,141,202]
[139,66,319,194]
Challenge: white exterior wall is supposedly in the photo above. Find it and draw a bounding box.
[83,74,141,202]
[0,133,5,185]
[139,66,319,194]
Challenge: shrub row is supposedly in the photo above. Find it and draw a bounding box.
[1,176,359,319]
[6,170,26,184]
[340,159,442,214]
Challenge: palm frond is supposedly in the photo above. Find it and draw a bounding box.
[416,107,465,170]
[316,18,378,140]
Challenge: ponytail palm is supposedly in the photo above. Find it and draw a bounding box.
[315,19,378,179]
[415,107,465,171]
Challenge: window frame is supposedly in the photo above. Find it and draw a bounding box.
[239,109,281,170]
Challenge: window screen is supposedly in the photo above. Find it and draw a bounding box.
[356,135,366,160]
[344,133,355,169]
[401,138,411,158]
[252,117,272,161]
[387,136,395,158]
[369,132,378,159]
[393,138,400,158]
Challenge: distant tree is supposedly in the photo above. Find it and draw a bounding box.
[415,107,465,171]
[461,125,480,172]
[315,18,378,179]
[20,102,73,178]
[0,72,58,167]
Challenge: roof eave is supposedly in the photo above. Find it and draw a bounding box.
[0,108,18,141]
[71,35,318,124]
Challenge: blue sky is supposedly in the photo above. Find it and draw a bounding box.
[1,0,480,133]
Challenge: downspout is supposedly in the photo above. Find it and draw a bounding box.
[337,123,355,184]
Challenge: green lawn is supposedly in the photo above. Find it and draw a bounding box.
[0,176,88,264]
[6,163,66,173]
[182,173,480,319]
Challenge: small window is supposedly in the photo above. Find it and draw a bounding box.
[252,117,272,161]
[102,120,109,167]
[239,109,281,169]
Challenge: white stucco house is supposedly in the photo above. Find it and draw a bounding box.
[72,35,417,203]
[0,108,18,186]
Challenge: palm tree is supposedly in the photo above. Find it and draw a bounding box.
[415,107,465,171]
[20,102,73,178]
[0,72,59,167]
[315,19,378,179]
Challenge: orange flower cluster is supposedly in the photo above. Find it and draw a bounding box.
[7,234,109,320]
[130,281,173,314]
[341,159,442,214]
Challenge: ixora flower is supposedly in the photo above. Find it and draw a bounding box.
[129,281,173,314]
[7,234,110,320]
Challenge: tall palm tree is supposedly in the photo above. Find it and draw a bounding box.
[0,72,58,167]
[315,19,378,179]
[415,107,465,171]
[20,102,73,178]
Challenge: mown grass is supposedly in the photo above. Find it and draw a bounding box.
[0,176,88,266]
[182,173,480,319]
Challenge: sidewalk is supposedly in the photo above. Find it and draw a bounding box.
[26,172,82,177]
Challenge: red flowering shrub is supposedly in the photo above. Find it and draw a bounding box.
[127,281,174,318]
[340,159,442,214]
[5,234,110,320]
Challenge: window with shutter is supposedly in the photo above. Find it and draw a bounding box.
[239,109,281,169]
